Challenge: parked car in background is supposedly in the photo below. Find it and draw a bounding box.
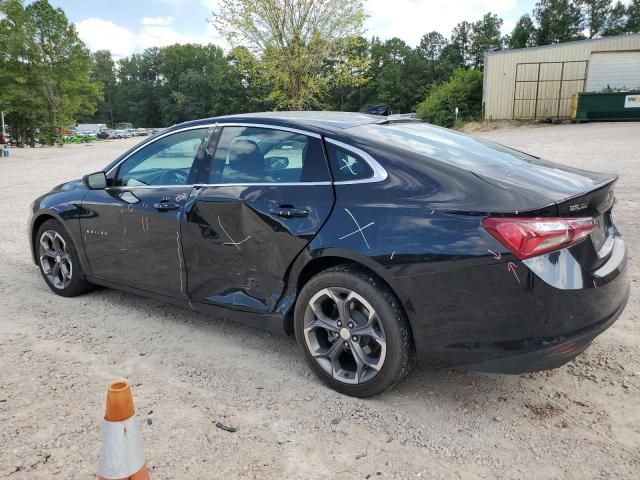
[113,130,131,139]
[28,112,629,397]
[97,130,111,140]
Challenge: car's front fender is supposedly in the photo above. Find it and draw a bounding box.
[29,189,91,274]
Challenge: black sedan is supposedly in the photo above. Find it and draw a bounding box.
[28,112,629,397]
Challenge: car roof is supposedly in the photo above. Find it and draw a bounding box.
[173,111,387,134]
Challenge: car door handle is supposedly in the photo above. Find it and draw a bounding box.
[269,207,309,218]
[153,202,180,211]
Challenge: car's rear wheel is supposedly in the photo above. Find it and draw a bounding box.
[294,265,415,397]
[36,219,91,297]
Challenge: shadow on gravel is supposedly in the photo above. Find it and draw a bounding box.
[80,285,530,404]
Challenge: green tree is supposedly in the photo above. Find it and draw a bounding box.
[0,0,99,145]
[626,0,640,33]
[330,36,371,110]
[359,37,431,113]
[603,1,628,35]
[451,20,473,65]
[415,68,483,127]
[534,0,585,44]
[470,12,503,68]
[212,0,366,110]
[27,0,100,144]
[158,43,247,124]
[87,50,116,126]
[416,31,458,92]
[228,46,272,112]
[578,0,613,38]
[0,0,45,146]
[418,31,448,62]
[507,14,537,48]
[114,48,163,127]
[437,43,465,81]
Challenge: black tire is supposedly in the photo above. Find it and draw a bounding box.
[294,264,415,397]
[35,219,92,297]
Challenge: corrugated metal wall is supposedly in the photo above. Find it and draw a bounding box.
[585,51,640,91]
[483,34,640,120]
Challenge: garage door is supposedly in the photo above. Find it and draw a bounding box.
[585,51,640,92]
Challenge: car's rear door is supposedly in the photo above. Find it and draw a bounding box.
[81,126,214,298]
[181,124,334,313]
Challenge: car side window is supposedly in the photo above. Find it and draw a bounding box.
[209,126,330,184]
[116,128,210,187]
[326,143,374,181]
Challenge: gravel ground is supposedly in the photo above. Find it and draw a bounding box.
[1,123,639,479]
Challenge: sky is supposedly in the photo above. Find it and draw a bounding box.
[46,0,538,59]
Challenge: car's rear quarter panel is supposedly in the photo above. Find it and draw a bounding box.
[310,135,628,368]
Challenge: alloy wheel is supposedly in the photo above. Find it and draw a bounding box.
[39,230,73,289]
[303,287,386,384]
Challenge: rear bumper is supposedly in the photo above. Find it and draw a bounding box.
[394,234,629,371]
[464,287,628,373]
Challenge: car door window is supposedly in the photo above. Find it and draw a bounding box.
[326,142,374,181]
[116,128,210,187]
[209,126,330,184]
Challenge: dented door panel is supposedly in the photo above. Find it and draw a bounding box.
[182,184,334,312]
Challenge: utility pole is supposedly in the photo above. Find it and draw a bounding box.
[1,111,5,142]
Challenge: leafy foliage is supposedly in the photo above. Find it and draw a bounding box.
[578,0,615,38]
[627,0,640,33]
[534,0,585,44]
[0,0,100,145]
[212,0,366,110]
[507,15,537,49]
[470,13,503,68]
[415,68,483,127]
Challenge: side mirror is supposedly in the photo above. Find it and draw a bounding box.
[83,171,107,190]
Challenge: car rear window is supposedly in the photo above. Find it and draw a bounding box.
[353,122,540,171]
[351,122,601,194]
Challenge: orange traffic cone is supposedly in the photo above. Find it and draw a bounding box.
[97,381,150,480]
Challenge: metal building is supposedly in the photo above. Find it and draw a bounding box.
[482,34,640,120]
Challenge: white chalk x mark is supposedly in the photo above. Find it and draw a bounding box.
[339,208,374,250]
[218,216,251,250]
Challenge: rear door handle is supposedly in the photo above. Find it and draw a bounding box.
[154,202,180,211]
[269,207,309,218]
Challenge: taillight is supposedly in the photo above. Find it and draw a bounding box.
[482,217,594,260]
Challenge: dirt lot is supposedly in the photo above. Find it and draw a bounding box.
[1,123,639,479]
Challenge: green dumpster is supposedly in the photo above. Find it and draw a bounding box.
[575,91,640,122]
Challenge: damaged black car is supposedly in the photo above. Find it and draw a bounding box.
[29,112,629,397]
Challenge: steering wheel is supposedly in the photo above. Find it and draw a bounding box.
[158,169,187,185]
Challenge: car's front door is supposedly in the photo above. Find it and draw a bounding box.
[181,124,335,313]
[81,126,213,297]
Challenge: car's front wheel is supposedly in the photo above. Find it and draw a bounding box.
[294,265,415,397]
[36,219,92,297]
